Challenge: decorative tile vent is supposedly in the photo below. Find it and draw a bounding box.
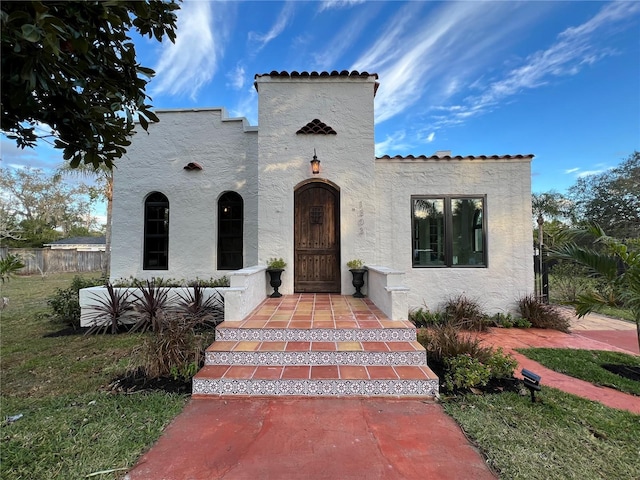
[296,119,337,135]
[184,162,203,171]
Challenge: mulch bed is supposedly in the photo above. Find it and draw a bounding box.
[105,367,191,395]
[602,364,640,382]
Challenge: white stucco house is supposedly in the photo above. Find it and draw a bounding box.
[108,70,533,318]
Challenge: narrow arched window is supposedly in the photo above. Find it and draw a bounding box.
[218,192,243,270]
[144,192,169,270]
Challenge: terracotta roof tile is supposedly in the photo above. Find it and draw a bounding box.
[255,70,378,79]
[254,70,380,95]
[296,119,337,135]
[376,154,534,161]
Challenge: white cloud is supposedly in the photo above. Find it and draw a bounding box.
[374,131,412,156]
[226,64,246,90]
[577,169,607,178]
[248,2,294,51]
[435,2,640,127]
[350,1,638,130]
[564,167,580,174]
[426,132,435,143]
[151,1,223,100]
[351,2,528,123]
[230,88,258,126]
[318,0,365,12]
[312,7,378,70]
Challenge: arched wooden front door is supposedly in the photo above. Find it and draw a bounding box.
[294,181,341,293]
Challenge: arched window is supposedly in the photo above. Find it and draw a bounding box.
[144,192,169,270]
[218,192,243,270]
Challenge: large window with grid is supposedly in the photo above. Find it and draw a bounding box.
[412,196,486,267]
[143,192,169,270]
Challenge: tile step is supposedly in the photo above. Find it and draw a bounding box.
[205,343,427,366]
[215,327,417,342]
[193,365,439,397]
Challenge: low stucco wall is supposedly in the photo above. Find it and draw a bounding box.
[80,265,269,326]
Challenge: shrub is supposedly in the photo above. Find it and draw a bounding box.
[48,275,103,329]
[134,312,212,380]
[0,253,25,283]
[409,306,445,328]
[347,259,364,269]
[444,354,492,391]
[486,347,518,378]
[130,280,170,333]
[550,262,597,303]
[175,284,224,329]
[420,323,493,363]
[267,258,287,269]
[441,294,490,331]
[85,283,134,334]
[517,294,571,332]
[489,312,531,329]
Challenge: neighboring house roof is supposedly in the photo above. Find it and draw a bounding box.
[46,236,106,246]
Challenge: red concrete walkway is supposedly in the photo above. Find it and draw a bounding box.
[125,397,496,480]
[479,323,640,414]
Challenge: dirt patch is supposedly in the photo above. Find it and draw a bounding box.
[105,368,191,395]
[602,364,640,382]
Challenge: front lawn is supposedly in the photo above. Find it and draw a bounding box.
[0,273,188,479]
[444,388,640,479]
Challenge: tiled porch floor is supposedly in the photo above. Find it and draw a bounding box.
[193,294,438,397]
[227,293,416,329]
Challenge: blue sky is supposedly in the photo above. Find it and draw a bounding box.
[2,0,639,201]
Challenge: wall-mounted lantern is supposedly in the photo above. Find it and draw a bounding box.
[310,149,321,175]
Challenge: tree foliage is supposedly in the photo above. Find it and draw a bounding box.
[1,1,179,169]
[568,151,640,239]
[552,224,640,350]
[0,167,100,247]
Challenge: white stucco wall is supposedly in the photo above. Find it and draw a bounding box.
[109,73,533,315]
[110,108,258,282]
[255,75,378,295]
[374,157,534,314]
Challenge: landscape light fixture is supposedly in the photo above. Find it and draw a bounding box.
[310,149,321,174]
[522,368,541,403]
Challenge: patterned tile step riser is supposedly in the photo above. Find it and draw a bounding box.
[216,328,416,342]
[193,378,439,397]
[205,350,427,366]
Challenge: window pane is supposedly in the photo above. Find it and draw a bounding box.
[218,192,243,270]
[144,192,169,270]
[452,198,484,266]
[413,198,445,266]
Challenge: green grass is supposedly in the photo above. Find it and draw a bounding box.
[444,388,640,479]
[517,348,640,396]
[0,273,189,480]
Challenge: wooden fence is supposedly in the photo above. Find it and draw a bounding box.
[0,247,105,275]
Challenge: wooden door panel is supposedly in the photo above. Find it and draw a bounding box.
[294,183,340,293]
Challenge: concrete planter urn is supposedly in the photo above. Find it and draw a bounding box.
[347,259,366,298]
[267,258,287,298]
